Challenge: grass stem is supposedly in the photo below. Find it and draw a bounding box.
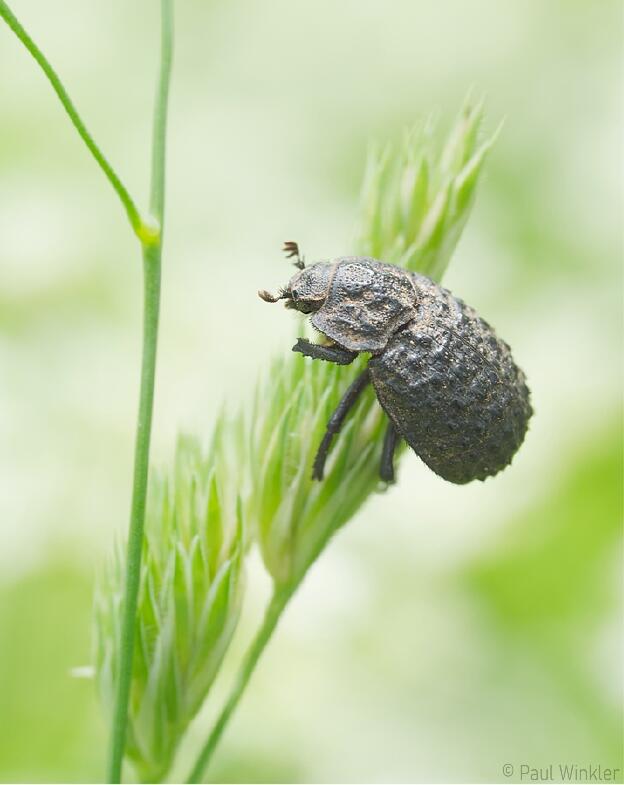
[106,1,174,781]
[106,244,161,783]
[0,0,148,242]
[187,587,293,783]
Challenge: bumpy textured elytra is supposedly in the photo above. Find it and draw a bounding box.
[259,247,532,485]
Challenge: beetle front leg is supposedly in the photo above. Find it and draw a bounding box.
[380,419,400,483]
[293,337,357,365]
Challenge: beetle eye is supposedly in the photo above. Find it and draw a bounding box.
[291,288,299,299]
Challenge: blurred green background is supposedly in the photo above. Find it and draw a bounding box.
[0,0,622,782]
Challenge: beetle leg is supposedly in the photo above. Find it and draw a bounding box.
[312,369,371,480]
[293,337,357,365]
[379,420,399,483]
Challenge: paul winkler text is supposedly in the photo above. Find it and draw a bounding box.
[517,764,621,782]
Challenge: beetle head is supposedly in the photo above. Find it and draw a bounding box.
[258,262,332,315]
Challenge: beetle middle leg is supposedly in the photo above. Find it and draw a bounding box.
[312,369,371,480]
[293,337,357,365]
[379,420,400,483]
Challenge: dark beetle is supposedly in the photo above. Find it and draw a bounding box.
[259,242,532,484]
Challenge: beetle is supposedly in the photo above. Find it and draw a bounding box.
[259,242,532,484]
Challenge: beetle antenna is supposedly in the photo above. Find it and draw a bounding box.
[282,240,305,270]
[258,288,288,303]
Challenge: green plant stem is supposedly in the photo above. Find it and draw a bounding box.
[0,0,174,779]
[149,0,174,224]
[187,586,293,783]
[106,1,174,782]
[107,245,161,784]
[0,0,150,242]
